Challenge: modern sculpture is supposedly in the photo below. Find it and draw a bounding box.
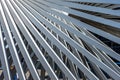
[0,0,120,80]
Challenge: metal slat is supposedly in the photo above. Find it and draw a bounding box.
[0,0,120,80]
[0,22,11,80]
[29,0,120,45]
[23,0,120,62]
[46,0,120,16]
[0,1,26,80]
[16,1,98,80]
[10,0,76,79]
[5,0,58,79]
[37,0,120,30]
[2,1,40,80]
[64,0,120,4]
[17,1,120,79]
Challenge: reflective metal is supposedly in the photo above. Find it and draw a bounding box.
[0,0,120,80]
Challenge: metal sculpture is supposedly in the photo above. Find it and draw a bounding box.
[0,0,120,80]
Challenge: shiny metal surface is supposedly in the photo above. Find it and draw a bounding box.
[0,0,120,80]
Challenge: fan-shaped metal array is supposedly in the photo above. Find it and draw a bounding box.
[0,0,120,80]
